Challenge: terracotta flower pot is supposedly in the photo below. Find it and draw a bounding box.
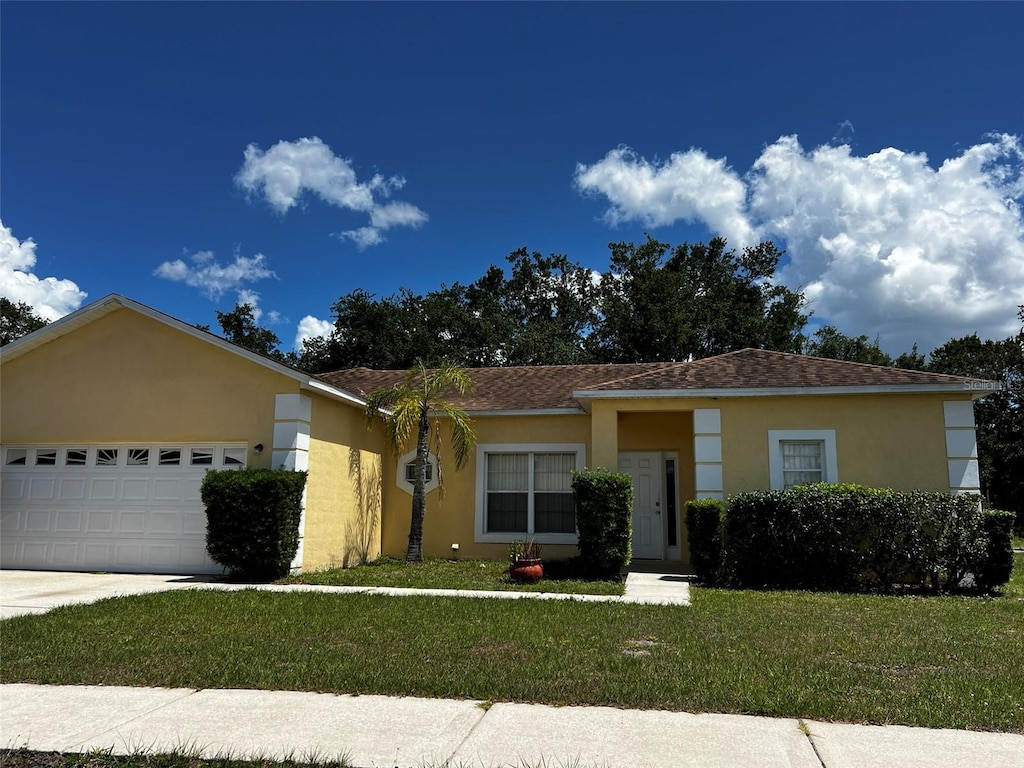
[509,557,543,583]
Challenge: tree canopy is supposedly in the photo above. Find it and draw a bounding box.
[297,237,809,372]
[1,298,48,346]
[592,237,807,362]
[204,302,299,366]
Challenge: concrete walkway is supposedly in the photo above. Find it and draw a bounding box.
[0,568,688,620]
[3,683,1022,768]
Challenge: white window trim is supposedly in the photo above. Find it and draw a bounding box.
[396,449,439,496]
[767,430,838,490]
[474,442,585,544]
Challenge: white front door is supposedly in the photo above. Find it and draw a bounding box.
[619,452,663,559]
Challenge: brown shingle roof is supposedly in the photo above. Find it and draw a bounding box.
[315,349,986,412]
[317,363,668,410]
[578,348,978,391]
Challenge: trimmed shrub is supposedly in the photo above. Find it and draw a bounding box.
[932,493,987,590]
[572,468,632,578]
[975,509,1016,592]
[201,468,308,581]
[685,499,725,584]
[722,484,998,594]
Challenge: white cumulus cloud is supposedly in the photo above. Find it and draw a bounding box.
[294,315,334,351]
[576,134,1024,351]
[0,220,87,321]
[154,249,275,300]
[574,145,758,249]
[235,137,428,249]
[750,134,1024,351]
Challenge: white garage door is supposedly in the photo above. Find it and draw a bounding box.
[0,444,247,574]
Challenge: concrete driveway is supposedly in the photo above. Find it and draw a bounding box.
[0,570,219,619]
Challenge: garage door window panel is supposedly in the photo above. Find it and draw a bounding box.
[159,449,182,466]
[5,448,27,466]
[96,448,119,467]
[190,449,214,466]
[66,449,88,466]
[35,449,57,466]
[222,447,246,467]
[128,448,150,466]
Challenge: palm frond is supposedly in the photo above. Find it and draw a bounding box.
[364,385,402,426]
[437,403,476,470]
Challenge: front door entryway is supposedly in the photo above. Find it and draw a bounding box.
[618,452,664,559]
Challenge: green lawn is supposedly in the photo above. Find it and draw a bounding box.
[0,750,354,768]
[3,559,1022,733]
[1004,552,1024,599]
[278,556,624,596]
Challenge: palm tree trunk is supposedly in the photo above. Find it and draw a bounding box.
[405,408,430,563]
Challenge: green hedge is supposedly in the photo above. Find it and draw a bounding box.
[976,509,1016,591]
[572,468,632,578]
[201,468,308,581]
[685,499,725,584]
[721,484,1010,594]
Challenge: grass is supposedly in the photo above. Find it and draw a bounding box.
[3,556,1023,733]
[0,749,354,768]
[1004,552,1024,599]
[0,750,596,768]
[277,557,624,596]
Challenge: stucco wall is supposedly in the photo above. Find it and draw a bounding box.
[375,392,968,561]
[0,308,296,468]
[589,392,965,495]
[380,414,591,561]
[304,396,384,570]
[718,393,958,494]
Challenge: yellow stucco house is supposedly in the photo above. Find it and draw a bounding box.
[0,294,997,575]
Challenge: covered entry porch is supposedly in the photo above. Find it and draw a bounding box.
[587,400,724,565]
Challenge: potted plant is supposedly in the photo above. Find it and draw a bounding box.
[508,538,543,583]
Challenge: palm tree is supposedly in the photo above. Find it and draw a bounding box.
[365,361,475,563]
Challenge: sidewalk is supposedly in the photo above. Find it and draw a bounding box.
[3,683,1021,768]
[0,569,688,620]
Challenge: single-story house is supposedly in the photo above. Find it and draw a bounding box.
[0,294,997,574]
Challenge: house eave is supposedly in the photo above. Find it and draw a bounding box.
[465,407,586,417]
[572,383,999,401]
[303,378,369,407]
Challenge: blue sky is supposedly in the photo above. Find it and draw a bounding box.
[2,2,1022,355]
